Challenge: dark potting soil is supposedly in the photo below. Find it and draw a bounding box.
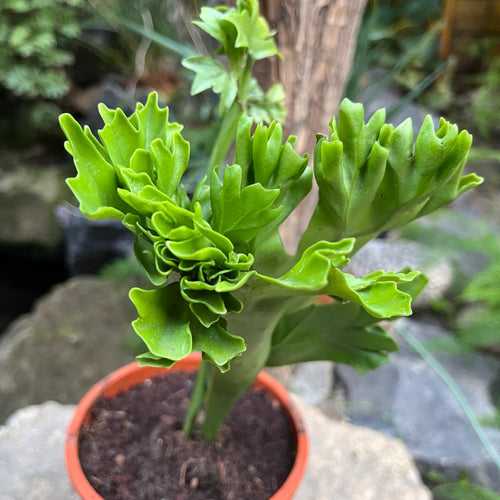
[79,372,296,500]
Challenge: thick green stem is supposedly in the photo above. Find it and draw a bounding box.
[207,56,253,172]
[201,297,287,440]
[208,103,242,171]
[297,205,379,258]
[182,359,209,437]
[237,57,254,110]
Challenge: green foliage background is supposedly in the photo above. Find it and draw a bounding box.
[0,0,82,99]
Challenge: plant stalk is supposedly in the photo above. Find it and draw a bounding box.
[207,56,253,172]
[182,359,209,437]
[201,296,287,440]
[208,103,242,171]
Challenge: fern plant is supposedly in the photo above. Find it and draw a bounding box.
[459,246,500,350]
[471,59,500,140]
[0,0,82,99]
[182,0,286,170]
[402,212,500,350]
[60,0,482,440]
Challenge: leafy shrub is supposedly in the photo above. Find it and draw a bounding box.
[182,1,285,121]
[471,59,500,140]
[433,480,500,500]
[459,255,500,350]
[347,0,445,107]
[402,212,500,350]
[0,0,82,99]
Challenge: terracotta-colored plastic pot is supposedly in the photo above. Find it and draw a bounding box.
[66,353,309,500]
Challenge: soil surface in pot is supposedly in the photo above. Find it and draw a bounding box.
[79,372,296,500]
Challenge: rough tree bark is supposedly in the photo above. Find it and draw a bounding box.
[261,0,368,251]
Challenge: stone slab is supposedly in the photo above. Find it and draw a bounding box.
[0,401,430,500]
[0,277,139,422]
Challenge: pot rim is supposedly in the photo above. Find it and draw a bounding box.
[66,353,308,500]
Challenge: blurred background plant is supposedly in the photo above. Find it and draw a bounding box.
[341,2,500,496]
[0,0,83,141]
[402,211,500,353]
[346,0,449,113]
[401,210,500,465]
[347,0,500,143]
[0,0,82,99]
[471,58,500,141]
[433,480,500,500]
[81,0,193,92]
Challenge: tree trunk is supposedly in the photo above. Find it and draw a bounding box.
[261,0,368,252]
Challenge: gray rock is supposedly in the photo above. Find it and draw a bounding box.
[394,319,500,419]
[360,74,438,130]
[0,402,77,500]
[0,160,70,247]
[336,319,500,490]
[346,239,453,306]
[0,277,139,423]
[402,210,495,286]
[296,398,431,500]
[289,362,333,405]
[0,401,430,500]
[56,203,133,275]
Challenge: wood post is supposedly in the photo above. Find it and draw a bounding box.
[261,0,368,251]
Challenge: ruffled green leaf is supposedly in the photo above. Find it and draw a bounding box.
[99,92,182,152]
[192,7,231,51]
[59,114,126,219]
[60,92,189,224]
[189,302,220,328]
[257,239,422,318]
[166,232,227,264]
[130,285,193,361]
[234,117,311,234]
[180,276,245,327]
[257,239,354,291]
[130,149,154,177]
[209,118,311,244]
[268,270,427,369]
[182,56,238,113]
[192,321,246,368]
[181,287,228,315]
[136,352,175,368]
[247,81,286,123]
[252,121,284,185]
[134,235,169,286]
[191,1,277,62]
[135,92,183,148]
[300,99,484,250]
[193,209,234,255]
[118,186,168,216]
[130,284,245,371]
[235,117,309,188]
[225,0,278,60]
[151,133,190,198]
[119,168,154,193]
[98,107,141,168]
[267,301,398,370]
[210,164,281,244]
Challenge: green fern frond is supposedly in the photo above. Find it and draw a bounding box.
[0,0,82,99]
